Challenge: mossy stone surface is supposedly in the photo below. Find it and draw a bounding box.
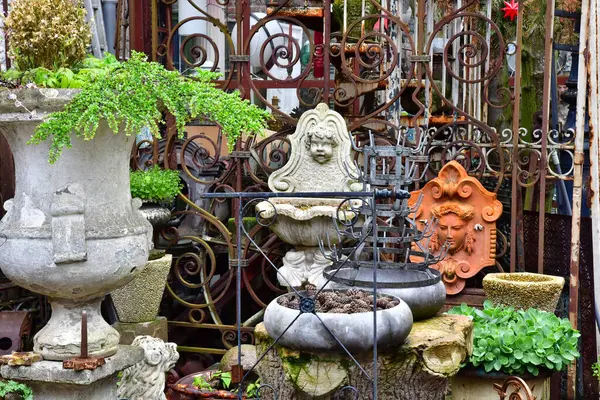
[112,254,173,323]
[254,314,473,399]
[483,272,565,312]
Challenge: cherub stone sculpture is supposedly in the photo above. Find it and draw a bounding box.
[117,335,179,400]
[257,103,361,288]
[409,161,503,295]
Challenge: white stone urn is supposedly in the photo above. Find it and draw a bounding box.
[0,89,152,360]
[256,104,361,288]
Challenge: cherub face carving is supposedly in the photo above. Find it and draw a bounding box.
[305,122,337,164]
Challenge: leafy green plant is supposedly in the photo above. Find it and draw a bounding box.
[130,166,182,204]
[245,378,261,398]
[593,359,600,381]
[2,54,121,89]
[448,301,581,376]
[0,379,33,400]
[28,51,271,164]
[4,0,92,70]
[192,370,259,397]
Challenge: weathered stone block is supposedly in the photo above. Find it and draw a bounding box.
[113,316,168,345]
[0,345,143,400]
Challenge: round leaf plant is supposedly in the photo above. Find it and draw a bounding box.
[448,300,581,376]
[130,166,183,204]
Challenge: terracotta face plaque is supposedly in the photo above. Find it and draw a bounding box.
[409,161,503,294]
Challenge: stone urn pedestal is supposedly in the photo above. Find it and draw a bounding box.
[254,314,473,399]
[0,89,152,361]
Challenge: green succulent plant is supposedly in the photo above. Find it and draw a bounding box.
[130,166,182,204]
[448,301,580,376]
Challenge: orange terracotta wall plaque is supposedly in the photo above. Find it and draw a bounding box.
[409,161,503,294]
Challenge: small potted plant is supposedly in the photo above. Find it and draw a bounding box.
[0,0,270,360]
[0,380,33,400]
[448,301,580,400]
[130,165,183,229]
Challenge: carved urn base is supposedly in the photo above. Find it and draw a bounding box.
[34,298,120,360]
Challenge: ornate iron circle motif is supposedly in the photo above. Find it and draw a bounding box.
[299,296,316,314]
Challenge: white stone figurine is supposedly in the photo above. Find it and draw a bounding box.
[256,103,361,288]
[117,335,179,400]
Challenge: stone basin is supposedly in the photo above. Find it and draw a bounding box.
[319,268,446,320]
[482,272,565,312]
[263,290,413,352]
[255,198,361,247]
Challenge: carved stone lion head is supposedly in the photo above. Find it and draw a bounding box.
[118,335,179,400]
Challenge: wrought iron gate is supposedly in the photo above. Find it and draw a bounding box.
[137,0,586,396]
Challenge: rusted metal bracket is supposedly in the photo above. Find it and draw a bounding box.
[0,352,42,366]
[63,311,106,371]
[231,364,243,384]
[409,55,431,63]
[229,259,249,268]
[230,55,250,63]
[230,151,252,159]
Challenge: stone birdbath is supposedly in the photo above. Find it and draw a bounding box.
[255,103,361,288]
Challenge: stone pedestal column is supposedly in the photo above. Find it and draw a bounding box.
[254,314,473,400]
[0,346,143,400]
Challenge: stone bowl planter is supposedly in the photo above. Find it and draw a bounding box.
[263,290,413,352]
[482,272,565,312]
[138,202,172,228]
[111,252,173,323]
[319,268,446,321]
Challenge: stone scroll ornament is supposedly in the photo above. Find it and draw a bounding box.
[409,161,503,295]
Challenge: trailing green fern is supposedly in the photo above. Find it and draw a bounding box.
[28,51,271,164]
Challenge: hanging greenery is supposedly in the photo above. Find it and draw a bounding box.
[27,52,272,164]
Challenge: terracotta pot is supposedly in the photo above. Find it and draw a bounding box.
[450,367,552,400]
[483,272,565,312]
[0,89,152,360]
[111,252,173,323]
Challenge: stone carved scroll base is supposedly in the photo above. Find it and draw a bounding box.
[254,314,473,400]
[277,247,333,288]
